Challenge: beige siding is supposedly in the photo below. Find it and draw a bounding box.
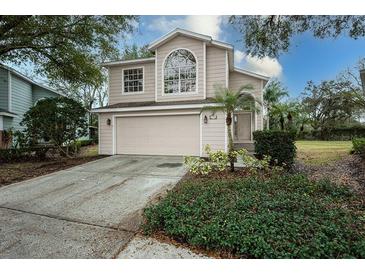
[206,46,227,98]
[229,71,264,130]
[108,62,155,105]
[201,110,226,156]
[98,113,113,155]
[156,36,205,102]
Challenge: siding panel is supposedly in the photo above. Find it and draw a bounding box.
[32,86,59,104]
[206,46,226,98]
[0,68,8,110]
[201,110,226,156]
[229,71,264,130]
[109,62,155,105]
[11,75,32,131]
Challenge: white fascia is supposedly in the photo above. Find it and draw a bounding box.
[91,103,220,113]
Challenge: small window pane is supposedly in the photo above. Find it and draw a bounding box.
[123,68,143,93]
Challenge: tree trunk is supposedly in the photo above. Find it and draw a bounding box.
[280,115,285,130]
[226,112,235,172]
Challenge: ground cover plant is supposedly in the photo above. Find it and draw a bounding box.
[143,173,365,258]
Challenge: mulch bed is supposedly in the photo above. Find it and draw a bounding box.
[0,155,107,188]
[294,154,365,193]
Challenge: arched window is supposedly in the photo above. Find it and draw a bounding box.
[164,49,196,94]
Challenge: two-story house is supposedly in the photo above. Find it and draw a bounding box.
[0,64,62,148]
[93,28,269,156]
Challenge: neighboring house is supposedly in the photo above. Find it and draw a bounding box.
[93,28,270,156]
[0,64,62,148]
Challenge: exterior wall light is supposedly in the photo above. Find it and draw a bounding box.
[209,113,217,120]
[106,118,111,126]
[204,115,208,124]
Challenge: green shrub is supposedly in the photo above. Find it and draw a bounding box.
[0,147,50,163]
[143,174,365,258]
[184,146,229,175]
[352,138,365,158]
[253,130,296,168]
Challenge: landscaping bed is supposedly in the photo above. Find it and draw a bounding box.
[0,145,106,187]
[143,172,365,258]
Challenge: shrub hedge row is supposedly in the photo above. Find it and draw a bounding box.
[253,130,296,168]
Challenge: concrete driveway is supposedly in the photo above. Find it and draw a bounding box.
[0,155,186,258]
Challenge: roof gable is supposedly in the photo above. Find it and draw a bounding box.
[148,28,233,51]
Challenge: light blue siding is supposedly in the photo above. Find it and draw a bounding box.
[10,75,32,131]
[0,67,8,110]
[32,85,59,104]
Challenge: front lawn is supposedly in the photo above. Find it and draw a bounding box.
[296,140,352,165]
[143,174,365,258]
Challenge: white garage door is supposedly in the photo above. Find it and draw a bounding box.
[116,114,200,156]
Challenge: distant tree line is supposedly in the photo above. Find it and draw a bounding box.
[264,59,365,140]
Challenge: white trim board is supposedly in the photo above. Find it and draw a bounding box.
[113,111,200,118]
[148,28,234,51]
[102,57,155,67]
[203,42,206,100]
[0,112,17,118]
[233,67,270,81]
[91,103,220,113]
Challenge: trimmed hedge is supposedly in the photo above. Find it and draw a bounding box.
[253,130,296,168]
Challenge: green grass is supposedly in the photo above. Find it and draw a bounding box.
[143,174,365,258]
[296,140,352,165]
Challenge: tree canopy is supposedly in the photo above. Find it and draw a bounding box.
[121,44,154,60]
[0,16,137,86]
[21,97,87,157]
[229,16,365,57]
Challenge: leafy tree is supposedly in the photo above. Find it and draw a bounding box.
[301,80,358,138]
[337,58,365,111]
[0,16,137,86]
[21,97,87,157]
[229,16,365,58]
[269,102,299,131]
[121,44,154,60]
[263,80,288,128]
[205,85,257,172]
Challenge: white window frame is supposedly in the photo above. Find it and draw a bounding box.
[162,48,198,96]
[122,66,144,95]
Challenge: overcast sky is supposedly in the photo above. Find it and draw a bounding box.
[125,15,365,98]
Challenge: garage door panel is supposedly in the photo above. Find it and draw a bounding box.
[116,115,200,156]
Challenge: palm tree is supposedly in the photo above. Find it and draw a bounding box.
[204,84,258,172]
[263,80,289,129]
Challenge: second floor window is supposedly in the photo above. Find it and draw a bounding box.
[164,49,196,94]
[123,68,143,93]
